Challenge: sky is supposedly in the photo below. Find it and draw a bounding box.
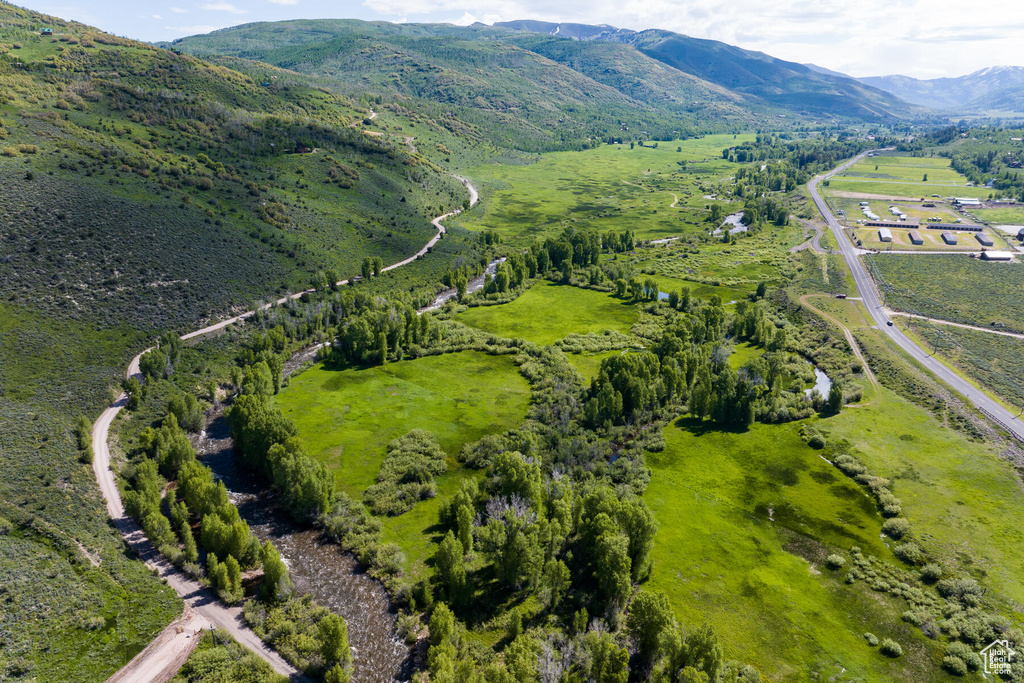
[17,0,1023,78]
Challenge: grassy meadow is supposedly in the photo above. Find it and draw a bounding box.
[457,282,641,344]
[974,206,1024,225]
[274,351,531,576]
[453,134,753,244]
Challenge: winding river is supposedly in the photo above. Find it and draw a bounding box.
[193,407,411,683]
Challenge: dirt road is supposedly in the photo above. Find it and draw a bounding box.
[799,294,880,393]
[94,176,480,682]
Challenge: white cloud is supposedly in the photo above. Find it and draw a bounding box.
[152,14,162,19]
[201,2,248,13]
[170,6,187,12]
[267,0,301,4]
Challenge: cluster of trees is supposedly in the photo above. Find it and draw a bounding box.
[364,430,447,515]
[724,134,877,175]
[333,302,436,366]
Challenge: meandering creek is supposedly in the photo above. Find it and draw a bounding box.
[193,403,410,682]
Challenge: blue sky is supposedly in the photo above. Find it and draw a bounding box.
[16,0,1022,78]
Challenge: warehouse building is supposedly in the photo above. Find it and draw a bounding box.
[878,227,892,242]
[976,233,995,246]
[981,251,1014,261]
[908,230,924,245]
[926,223,984,232]
[942,231,958,245]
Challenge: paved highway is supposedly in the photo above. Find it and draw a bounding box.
[808,152,1024,442]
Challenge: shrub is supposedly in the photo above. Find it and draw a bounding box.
[919,563,943,583]
[942,655,968,676]
[879,638,903,658]
[1,147,19,157]
[946,642,982,671]
[901,610,924,626]
[825,554,845,569]
[364,430,447,516]
[895,542,925,565]
[881,518,910,539]
[864,632,878,646]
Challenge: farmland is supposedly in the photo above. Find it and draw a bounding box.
[452,134,753,244]
[825,153,991,199]
[973,205,1024,225]
[866,254,1024,331]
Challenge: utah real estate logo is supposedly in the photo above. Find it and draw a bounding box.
[980,639,1016,675]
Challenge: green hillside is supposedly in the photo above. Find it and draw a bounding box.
[0,4,483,678]
[164,19,771,151]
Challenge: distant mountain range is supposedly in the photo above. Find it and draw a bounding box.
[856,66,1024,112]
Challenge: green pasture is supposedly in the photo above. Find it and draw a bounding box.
[275,351,531,576]
[973,206,1024,225]
[645,420,942,682]
[827,179,991,200]
[454,134,753,243]
[457,282,640,344]
[840,155,965,184]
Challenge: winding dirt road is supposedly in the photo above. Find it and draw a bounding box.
[798,294,880,393]
[94,177,479,682]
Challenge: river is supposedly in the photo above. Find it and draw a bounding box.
[193,407,411,682]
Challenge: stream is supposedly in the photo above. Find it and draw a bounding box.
[419,258,505,312]
[192,404,411,683]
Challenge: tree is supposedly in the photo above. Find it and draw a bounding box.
[429,603,456,648]
[755,282,768,299]
[627,589,674,665]
[261,540,292,601]
[361,258,372,280]
[318,612,351,666]
[595,531,631,607]
[456,505,474,555]
[709,204,724,224]
[434,531,467,604]
[827,381,843,414]
[377,331,388,365]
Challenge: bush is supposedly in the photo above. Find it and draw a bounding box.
[825,554,845,569]
[881,518,910,539]
[901,610,924,626]
[894,542,925,565]
[945,642,982,671]
[864,632,879,646]
[942,655,968,676]
[364,430,447,516]
[919,563,943,583]
[879,638,903,658]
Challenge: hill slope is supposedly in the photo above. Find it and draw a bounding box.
[0,3,479,678]
[166,19,759,150]
[494,20,923,121]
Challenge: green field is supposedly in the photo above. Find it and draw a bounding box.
[866,254,1024,331]
[457,282,640,344]
[974,206,1024,225]
[827,154,992,200]
[645,420,941,681]
[275,351,531,576]
[454,134,753,243]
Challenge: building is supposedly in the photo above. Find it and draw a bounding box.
[878,228,892,242]
[865,220,919,229]
[981,251,1014,261]
[976,233,995,246]
[1017,227,1024,242]
[926,223,984,232]
[908,230,924,245]
[942,231,958,245]
[954,197,982,207]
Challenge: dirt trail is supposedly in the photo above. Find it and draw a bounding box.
[885,309,1024,339]
[94,176,479,682]
[799,294,880,394]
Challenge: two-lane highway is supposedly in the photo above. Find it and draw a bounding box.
[808,152,1024,441]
